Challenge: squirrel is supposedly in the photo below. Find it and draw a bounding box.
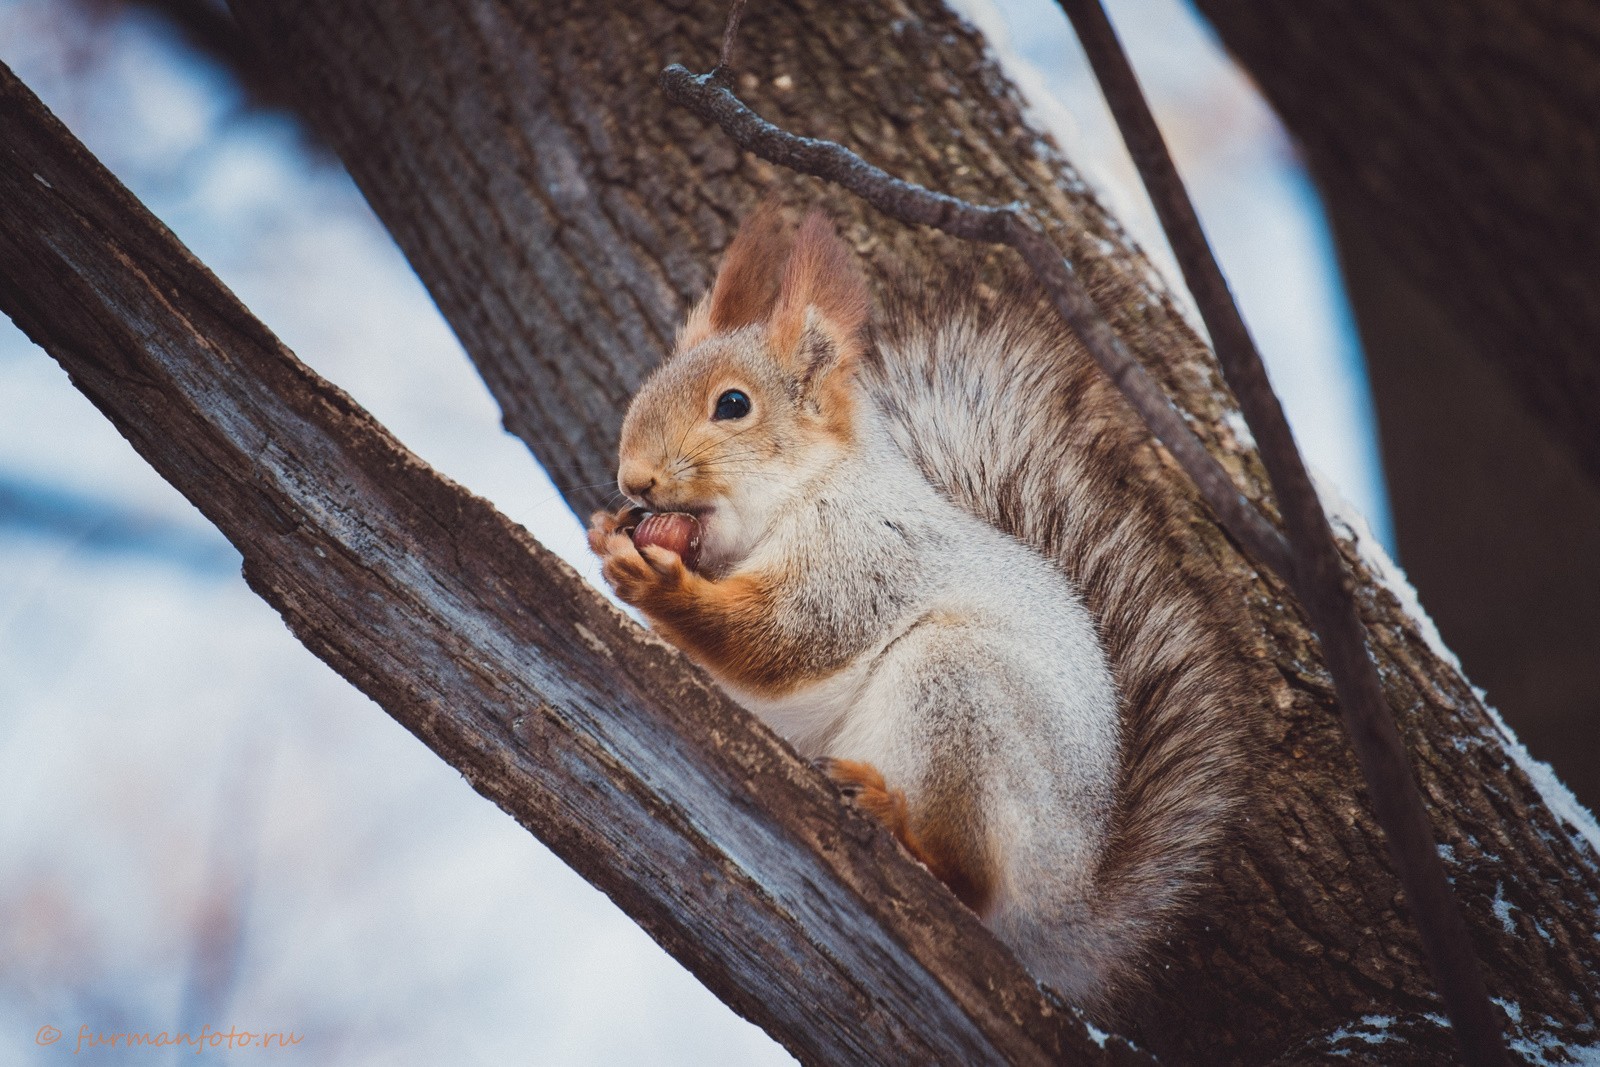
[588,203,1259,1018]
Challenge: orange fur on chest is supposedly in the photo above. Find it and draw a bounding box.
[637,567,828,697]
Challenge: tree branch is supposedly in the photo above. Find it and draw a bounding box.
[0,61,1138,1066]
[215,0,1600,1056]
[1050,1,1503,1060]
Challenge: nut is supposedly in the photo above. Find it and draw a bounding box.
[631,512,703,572]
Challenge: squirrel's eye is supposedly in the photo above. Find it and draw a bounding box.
[713,389,751,421]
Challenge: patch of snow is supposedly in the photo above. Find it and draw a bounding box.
[1497,1004,1600,1067]
[1324,1014,1399,1047]
[1491,882,1519,936]
[1314,472,1600,860]
[1223,407,1257,449]
[1516,1038,1600,1067]
[1480,698,1600,860]
[1313,470,1458,672]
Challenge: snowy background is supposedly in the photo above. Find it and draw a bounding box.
[0,1,1386,1063]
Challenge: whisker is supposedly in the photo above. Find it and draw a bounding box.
[531,457,611,478]
[691,446,771,465]
[689,460,769,475]
[680,420,762,465]
[672,409,695,459]
[524,484,627,512]
[547,478,624,494]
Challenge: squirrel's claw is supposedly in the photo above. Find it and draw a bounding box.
[586,505,639,554]
[637,543,687,579]
[598,537,650,603]
[814,757,869,799]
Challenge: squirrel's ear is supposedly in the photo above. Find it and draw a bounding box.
[769,211,869,380]
[677,200,793,352]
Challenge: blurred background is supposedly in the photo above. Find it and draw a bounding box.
[0,0,1588,1062]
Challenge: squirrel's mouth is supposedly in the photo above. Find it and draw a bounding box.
[644,501,713,524]
[634,504,715,541]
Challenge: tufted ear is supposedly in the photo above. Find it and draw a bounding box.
[768,210,869,386]
[676,200,793,352]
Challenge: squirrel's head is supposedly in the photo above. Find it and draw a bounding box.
[617,205,870,569]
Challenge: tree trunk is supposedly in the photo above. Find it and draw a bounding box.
[1190,0,1600,496]
[1190,0,1600,825]
[0,62,1128,1067]
[223,0,1600,1059]
[1331,208,1600,823]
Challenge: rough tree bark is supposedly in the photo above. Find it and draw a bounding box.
[0,63,1131,1067]
[1190,0,1600,820]
[222,0,1600,1060]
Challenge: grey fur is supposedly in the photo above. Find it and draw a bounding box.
[863,267,1260,1017]
[614,257,1259,1020]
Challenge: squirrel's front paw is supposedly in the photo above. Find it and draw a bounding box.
[590,508,688,607]
[586,505,642,555]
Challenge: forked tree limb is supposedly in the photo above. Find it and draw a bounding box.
[0,63,1139,1066]
[1049,1,1502,1059]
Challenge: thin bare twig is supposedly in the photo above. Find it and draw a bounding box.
[657,65,1295,581]
[715,0,750,79]
[1051,1,1504,1060]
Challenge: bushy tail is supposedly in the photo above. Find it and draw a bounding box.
[862,264,1263,1017]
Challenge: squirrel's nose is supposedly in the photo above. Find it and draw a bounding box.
[622,474,656,503]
